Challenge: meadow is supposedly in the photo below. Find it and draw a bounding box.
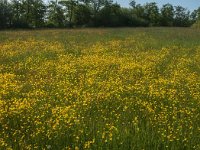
[0,28,200,150]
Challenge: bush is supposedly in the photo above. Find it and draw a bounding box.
[192,20,200,29]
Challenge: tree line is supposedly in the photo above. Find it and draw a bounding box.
[0,0,200,29]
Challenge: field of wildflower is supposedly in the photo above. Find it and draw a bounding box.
[0,28,200,149]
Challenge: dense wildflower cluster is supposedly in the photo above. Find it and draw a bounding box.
[0,29,200,149]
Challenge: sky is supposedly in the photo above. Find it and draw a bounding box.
[115,0,200,11]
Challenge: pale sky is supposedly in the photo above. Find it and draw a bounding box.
[115,0,200,11]
[44,0,200,11]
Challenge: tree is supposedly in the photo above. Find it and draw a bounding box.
[9,0,46,28]
[84,0,113,25]
[59,0,78,27]
[0,0,198,28]
[144,2,160,26]
[32,0,46,27]
[74,3,91,26]
[97,3,122,27]
[23,0,32,25]
[197,7,200,20]
[191,7,200,22]
[10,0,21,27]
[47,0,65,27]
[0,0,13,28]
[174,6,190,27]
[89,0,112,13]
[161,4,174,26]
[18,0,36,27]
[129,2,149,27]
[191,7,200,28]
[129,0,136,8]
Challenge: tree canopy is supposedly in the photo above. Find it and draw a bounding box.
[0,0,199,29]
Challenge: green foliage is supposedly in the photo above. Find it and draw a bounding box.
[161,4,174,26]
[143,2,160,26]
[59,0,78,27]
[9,0,46,28]
[47,1,65,27]
[74,4,92,26]
[0,0,12,28]
[96,3,122,27]
[174,6,191,27]
[0,0,198,29]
